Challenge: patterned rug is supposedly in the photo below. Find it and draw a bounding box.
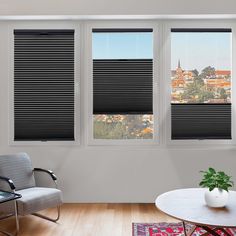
[132,222,236,236]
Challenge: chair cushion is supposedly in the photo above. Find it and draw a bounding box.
[0,153,36,190]
[16,187,63,215]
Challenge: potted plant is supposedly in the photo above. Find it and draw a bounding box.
[199,167,234,208]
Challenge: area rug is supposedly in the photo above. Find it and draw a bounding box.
[132,222,236,236]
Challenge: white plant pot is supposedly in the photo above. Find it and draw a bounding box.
[205,188,229,208]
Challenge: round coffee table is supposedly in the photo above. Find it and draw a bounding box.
[155,188,236,236]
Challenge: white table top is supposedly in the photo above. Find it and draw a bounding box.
[155,188,236,227]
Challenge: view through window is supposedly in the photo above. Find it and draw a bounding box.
[93,29,153,139]
[171,29,231,104]
[171,29,232,140]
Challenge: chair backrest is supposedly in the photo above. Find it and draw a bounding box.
[0,153,36,191]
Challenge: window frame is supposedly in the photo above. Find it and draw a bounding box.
[9,21,81,146]
[85,21,160,146]
[7,19,236,148]
[163,20,236,147]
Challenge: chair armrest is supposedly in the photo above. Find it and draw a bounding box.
[0,176,16,190]
[33,168,57,181]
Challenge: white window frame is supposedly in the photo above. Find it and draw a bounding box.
[6,18,236,148]
[84,21,160,146]
[163,20,236,147]
[8,21,81,146]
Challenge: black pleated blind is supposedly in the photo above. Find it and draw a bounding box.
[93,28,153,33]
[171,28,232,33]
[93,59,153,114]
[171,104,231,139]
[14,29,75,141]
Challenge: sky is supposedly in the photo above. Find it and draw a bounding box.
[93,32,231,72]
[171,32,232,72]
[93,32,153,59]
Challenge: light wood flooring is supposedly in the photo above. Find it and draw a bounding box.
[0,204,177,236]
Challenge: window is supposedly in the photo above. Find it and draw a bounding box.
[171,28,232,140]
[92,28,153,139]
[14,29,75,141]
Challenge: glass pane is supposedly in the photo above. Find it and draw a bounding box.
[93,30,153,140]
[93,32,153,59]
[93,114,153,139]
[171,31,231,104]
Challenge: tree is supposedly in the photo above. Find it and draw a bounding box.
[200,66,216,79]
[197,89,214,103]
[220,88,227,101]
[93,115,153,139]
[191,69,204,86]
[93,115,128,139]
[194,76,204,87]
[181,79,214,103]
[192,69,199,77]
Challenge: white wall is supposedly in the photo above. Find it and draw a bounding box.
[1,18,236,203]
[1,0,236,16]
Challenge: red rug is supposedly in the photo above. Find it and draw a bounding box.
[132,222,236,236]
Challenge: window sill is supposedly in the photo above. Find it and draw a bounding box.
[9,140,80,146]
[87,138,159,146]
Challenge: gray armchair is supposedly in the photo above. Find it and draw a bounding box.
[0,153,62,235]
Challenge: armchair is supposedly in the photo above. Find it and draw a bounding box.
[0,153,62,235]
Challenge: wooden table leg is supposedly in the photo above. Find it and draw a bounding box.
[200,225,222,236]
[199,232,210,236]
[182,222,197,236]
[182,221,187,236]
[216,228,231,236]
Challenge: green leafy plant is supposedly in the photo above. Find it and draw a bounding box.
[199,167,234,192]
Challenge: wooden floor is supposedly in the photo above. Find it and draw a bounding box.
[0,204,177,236]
